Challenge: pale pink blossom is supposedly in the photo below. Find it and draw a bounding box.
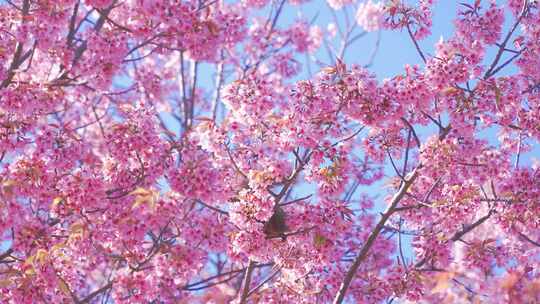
[326,0,354,10]
[327,22,338,37]
[355,0,385,32]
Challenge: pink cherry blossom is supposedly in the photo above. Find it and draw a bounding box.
[355,0,385,32]
[1,1,540,303]
[326,0,354,11]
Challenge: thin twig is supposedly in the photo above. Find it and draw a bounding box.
[398,218,408,271]
[212,54,224,122]
[517,231,540,247]
[387,149,404,181]
[0,248,14,261]
[79,282,113,304]
[196,199,229,215]
[406,23,426,63]
[239,260,256,304]
[247,266,282,297]
[451,210,494,242]
[400,118,421,148]
[279,194,313,207]
[402,129,412,179]
[515,132,522,169]
[484,3,527,79]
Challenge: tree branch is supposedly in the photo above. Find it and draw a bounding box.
[332,167,420,304]
[247,266,281,297]
[451,209,494,242]
[0,0,30,89]
[517,231,540,247]
[239,260,256,304]
[0,248,14,262]
[406,23,426,63]
[79,282,113,304]
[484,3,527,79]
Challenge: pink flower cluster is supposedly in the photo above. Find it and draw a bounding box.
[1,0,540,303]
[355,0,385,32]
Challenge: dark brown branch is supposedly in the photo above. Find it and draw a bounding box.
[487,49,523,77]
[515,132,522,169]
[95,7,133,33]
[184,269,245,290]
[406,23,426,63]
[517,231,540,247]
[182,263,273,290]
[332,167,421,304]
[279,194,312,207]
[4,0,22,11]
[79,282,113,304]
[331,126,365,148]
[93,1,118,32]
[184,272,242,291]
[451,210,494,242]
[225,143,249,181]
[265,0,287,40]
[400,118,421,148]
[421,111,444,131]
[247,267,281,297]
[484,4,527,79]
[402,129,412,178]
[273,150,311,205]
[0,248,14,261]
[66,1,81,46]
[196,199,229,215]
[0,0,30,89]
[239,260,256,304]
[398,218,408,270]
[387,149,405,181]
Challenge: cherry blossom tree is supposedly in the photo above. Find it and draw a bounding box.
[1,0,540,303]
